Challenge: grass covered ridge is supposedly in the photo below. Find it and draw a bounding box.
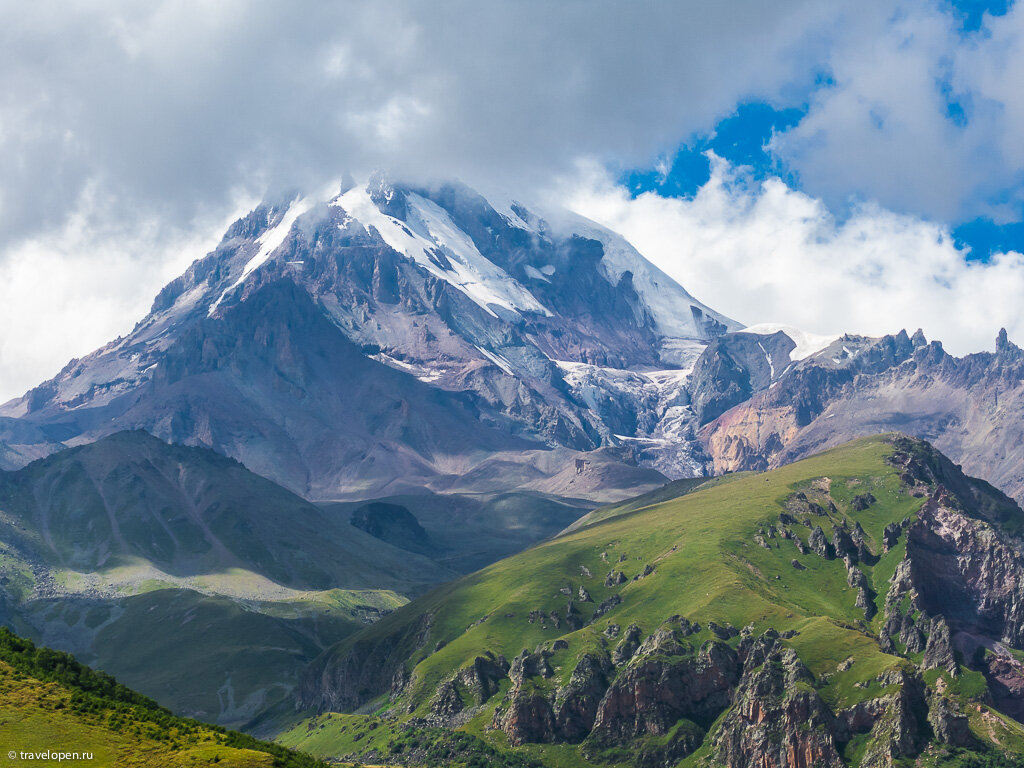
[286,434,1024,766]
[0,627,328,768]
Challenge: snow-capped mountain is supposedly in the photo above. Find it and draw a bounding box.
[0,175,737,498]
[3,175,1024,506]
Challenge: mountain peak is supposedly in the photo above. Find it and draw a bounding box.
[0,177,739,496]
[996,326,1021,358]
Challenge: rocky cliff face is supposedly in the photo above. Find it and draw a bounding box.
[700,329,1024,505]
[713,632,846,768]
[426,621,956,768]
[300,611,435,713]
[687,330,795,426]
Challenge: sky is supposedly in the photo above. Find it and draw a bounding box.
[1,0,1024,400]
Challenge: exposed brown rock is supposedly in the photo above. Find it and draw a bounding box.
[714,633,844,768]
[590,638,738,747]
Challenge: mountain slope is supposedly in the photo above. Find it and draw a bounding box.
[288,435,1024,767]
[0,626,327,768]
[0,176,733,499]
[697,328,1024,505]
[0,429,452,592]
[322,490,595,574]
[0,430,454,727]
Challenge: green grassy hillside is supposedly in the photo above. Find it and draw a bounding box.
[0,627,332,768]
[0,431,445,726]
[0,430,453,593]
[285,435,1024,767]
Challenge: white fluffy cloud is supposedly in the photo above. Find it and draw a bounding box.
[0,0,833,400]
[0,190,248,400]
[5,1,1024,400]
[0,0,830,247]
[770,1,1024,222]
[566,156,1024,356]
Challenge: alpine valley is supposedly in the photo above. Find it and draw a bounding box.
[4,176,1024,767]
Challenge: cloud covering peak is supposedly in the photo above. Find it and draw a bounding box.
[3,0,1024,400]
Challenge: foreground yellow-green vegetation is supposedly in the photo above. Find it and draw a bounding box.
[0,628,327,768]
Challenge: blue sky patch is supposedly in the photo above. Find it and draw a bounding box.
[624,91,1024,261]
[948,0,1011,32]
[953,218,1024,260]
[622,102,804,199]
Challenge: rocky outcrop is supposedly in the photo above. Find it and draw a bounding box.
[492,649,558,744]
[882,521,902,551]
[605,571,628,587]
[439,615,971,767]
[494,689,558,746]
[854,669,931,765]
[922,617,957,676]
[612,624,643,665]
[553,653,614,742]
[298,612,433,712]
[894,483,1024,650]
[429,679,465,720]
[494,620,740,759]
[714,632,844,768]
[846,561,877,620]
[688,331,795,425]
[715,635,934,768]
[808,525,835,559]
[832,523,858,561]
[880,559,927,655]
[983,653,1024,722]
[588,635,739,753]
[852,493,876,511]
[927,690,972,747]
[850,521,874,563]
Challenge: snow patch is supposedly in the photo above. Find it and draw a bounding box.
[334,186,550,319]
[743,323,837,361]
[209,196,313,315]
[475,345,515,375]
[524,264,551,283]
[481,191,532,230]
[554,212,739,341]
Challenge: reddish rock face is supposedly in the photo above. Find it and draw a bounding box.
[985,654,1024,722]
[713,636,846,768]
[589,640,739,745]
[499,692,558,746]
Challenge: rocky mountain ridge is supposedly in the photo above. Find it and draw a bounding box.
[2,174,1022,515]
[697,327,1024,504]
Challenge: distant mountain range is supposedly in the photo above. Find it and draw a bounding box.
[2,175,1022,511]
[693,326,1024,504]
